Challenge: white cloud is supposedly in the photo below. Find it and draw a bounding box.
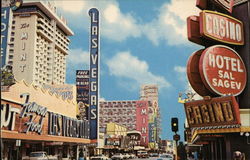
[106,51,171,90]
[174,65,202,100]
[67,48,89,67]
[55,0,141,41]
[174,66,186,73]
[174,66,187,82]
[101,3,141,41]
[142,0,200,46]
[55,1,86,14]
[55,0,199,45]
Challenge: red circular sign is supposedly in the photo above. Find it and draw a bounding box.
[187,50,215,96]
[199,45,247,96]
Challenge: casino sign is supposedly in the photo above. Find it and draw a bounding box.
[200,10,244,45]
[184,96,241,128]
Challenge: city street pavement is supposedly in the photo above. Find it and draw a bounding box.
[126,158,160,160]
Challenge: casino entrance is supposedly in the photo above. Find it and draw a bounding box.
[190,131,250,160]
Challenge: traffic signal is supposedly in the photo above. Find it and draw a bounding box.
[171,117,178,132]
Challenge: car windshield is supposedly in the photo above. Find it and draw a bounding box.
[91,158,103,160]
[30,153,45,157]
[160,154,172,158]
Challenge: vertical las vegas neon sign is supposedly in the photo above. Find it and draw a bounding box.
[89,8,99,139]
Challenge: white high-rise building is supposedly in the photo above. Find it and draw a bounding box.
[5,1,73,87]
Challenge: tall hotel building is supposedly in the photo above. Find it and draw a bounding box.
[140,84,161,149]
[4,1,73,87]
[99,84,160,148]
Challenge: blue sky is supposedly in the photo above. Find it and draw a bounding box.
[54,0,203,141]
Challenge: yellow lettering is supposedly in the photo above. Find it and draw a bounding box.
[193,106,203,124]
[186,107,194,125]
[208,104,216,122]
[213,103,224,122]
[200,105,210,123]
[222,102,234,122]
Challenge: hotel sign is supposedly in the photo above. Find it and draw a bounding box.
[184,96,241,128]
[199,45,247,96]
[1,7,11,67]
[200,10,244,45]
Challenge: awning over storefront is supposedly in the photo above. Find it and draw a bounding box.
[191,126,250,143]
[2,130,91,144]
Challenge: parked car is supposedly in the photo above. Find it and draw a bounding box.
[29,151,57,160]
[157,154,174,160]
[111,153,124,160]
[150,153,159,157]
[123,153,130,159]
[129,154,136,159]
[137,151,149,158]
[91,154,110,160]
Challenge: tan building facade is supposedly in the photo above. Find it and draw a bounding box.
[1,81,90,160]
[6,1,73,87]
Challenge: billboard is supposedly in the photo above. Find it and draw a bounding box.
[1,7,11,67]
[76,70,90,120]
[89,8,99,140]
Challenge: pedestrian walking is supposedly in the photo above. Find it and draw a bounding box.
[79,149,84,160]
[233,151,245,160]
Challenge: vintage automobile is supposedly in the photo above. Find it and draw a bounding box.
[137,151,149,158]
[157,154,174,160]
[111,153,125,160]
[90,154,110,160]
[29,151,57,160]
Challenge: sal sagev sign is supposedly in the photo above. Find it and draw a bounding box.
[199,45,247,96]
[184,96,240,128]
[200,10,244,45]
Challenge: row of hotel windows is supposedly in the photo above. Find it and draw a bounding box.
[101,101,137,105]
